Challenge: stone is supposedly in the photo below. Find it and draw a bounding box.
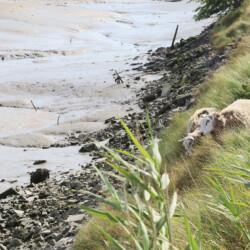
[173,93,193,106]
[13,210,24,217]
[180,74,188,86]
[0,188,18,199]
[79,143,98,153]
[156,102,172,116]
[142,94,157,103]
[161,82,172,97]
[30,168,50,184]
[0,244,7,250]
[33,160,47,165]
[105,117,116,124]
[48,239,56,246]
[66,214,84,222]
[8,238,22,248]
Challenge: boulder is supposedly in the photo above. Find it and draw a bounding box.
[142,94,157,103]
[30,169,50,184]
[79,143,98,153]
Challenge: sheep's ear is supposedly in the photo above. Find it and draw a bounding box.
[178,138,185,142]
[213,112,221,119]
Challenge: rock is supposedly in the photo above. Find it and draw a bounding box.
[156,102,172,116]
[179,74,188,86]
[104,117,116,124]
[161,82,172,97]
[0,243,7,250]
[0,188,18,199]
[66,214,84,222]
[142,94,157,103]
[8,238,22,248]
[173,93,193,106]
[33,160,47,165]
[13,210,24,217]
[79,143,98,153]
[30,168,50,184]
[70,181,81,189]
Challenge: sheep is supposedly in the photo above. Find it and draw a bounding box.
[179,107,218,153]
[200,99,250,141]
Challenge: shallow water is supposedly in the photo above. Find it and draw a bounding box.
[0,0,212,192]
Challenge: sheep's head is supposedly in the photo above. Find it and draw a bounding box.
[178,135,195,154]
[200,113,219,136]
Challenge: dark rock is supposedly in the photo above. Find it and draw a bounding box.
[156,102,172,116]
[33,160,47,165]
[142,94,157,103]
[8,238,22,248]
[173,93,193,106]
[30,168,50,184]
[0,188,18,199]
[105,117,116,124]
[79,143,98,153]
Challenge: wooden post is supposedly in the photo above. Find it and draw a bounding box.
[57,115,60,125]
[30,100,37,111]
[171,25,179,49]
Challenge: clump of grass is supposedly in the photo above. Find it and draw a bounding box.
[74,118,202,249]
[74,205,126,250]
[177,129,250,249]
[211,0,250,49]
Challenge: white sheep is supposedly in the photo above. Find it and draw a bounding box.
[200,99,250,141]
[179,107,218,153]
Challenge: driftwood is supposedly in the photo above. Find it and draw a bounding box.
[115,70,124,84]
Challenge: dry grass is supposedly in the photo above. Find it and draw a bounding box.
[74,205,127,250]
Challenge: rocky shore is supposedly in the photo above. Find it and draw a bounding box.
[0,24,233,250]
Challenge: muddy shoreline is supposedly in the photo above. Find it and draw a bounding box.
[0,23,233,249]
[0,0,213,193]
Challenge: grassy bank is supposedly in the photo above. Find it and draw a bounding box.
[74,2,250,249]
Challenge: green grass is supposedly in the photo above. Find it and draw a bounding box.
[73,3,250,249]
[211,0,250,49]
[74,205,126,250]
[170,128,250,249]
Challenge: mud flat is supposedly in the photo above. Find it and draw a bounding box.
[0,0,212,192]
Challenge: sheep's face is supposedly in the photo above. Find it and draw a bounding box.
[200,114,215,136]
[179,136,195,154]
